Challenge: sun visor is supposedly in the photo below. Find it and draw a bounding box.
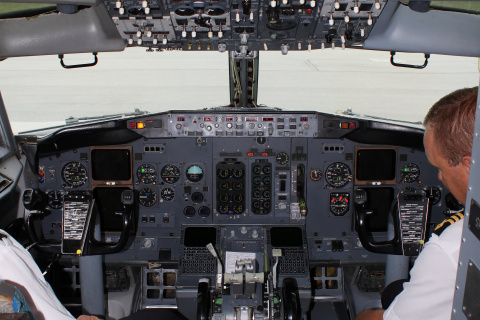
[0,4,125,59]
[364,3,480,57]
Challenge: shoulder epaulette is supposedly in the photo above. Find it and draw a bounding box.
[433,212,464,236]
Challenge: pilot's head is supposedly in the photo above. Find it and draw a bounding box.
[423,86,478,205]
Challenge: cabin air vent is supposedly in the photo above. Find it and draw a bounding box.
[0,173,13,193]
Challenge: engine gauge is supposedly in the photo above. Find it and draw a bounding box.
[137,164,157,184]
[139,188,157,207]
[217,169,230,179]
[310,169,322,181]
[232,168,244,179]
[47,190,63,209]
[330,193,350,216]
[62,162,87,187]
[325,162,352,188]
[186,165,203,182]
[232,182,243,191]
[423,186,442,206]
[161,188,175,201]
[232,204,244,214]
[401,163,420,183]
[276,152,289,165]
[161,164,181,184]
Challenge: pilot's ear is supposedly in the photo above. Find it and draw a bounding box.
[462,155,472,171]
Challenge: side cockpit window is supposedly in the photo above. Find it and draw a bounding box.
[0,2,56,19]
[401,1,480,14]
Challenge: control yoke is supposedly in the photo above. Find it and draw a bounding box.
[84,189,134,255]
[24,188,62,254]
[356,188,430,256]
[23,189,133,255]
[196,279,210,320]
[283,278,302,320]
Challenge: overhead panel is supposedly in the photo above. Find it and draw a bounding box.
[105,0,387,53]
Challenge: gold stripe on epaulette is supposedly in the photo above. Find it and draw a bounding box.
[434,213,464,233]
[435,220,448,230]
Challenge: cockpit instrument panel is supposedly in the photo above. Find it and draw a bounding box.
[33,110,449,319]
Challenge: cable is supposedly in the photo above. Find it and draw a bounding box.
[206,243,224,273]
[273,256,279,289]
[42,254,60,276]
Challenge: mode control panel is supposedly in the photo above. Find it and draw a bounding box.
[168,114,318,137]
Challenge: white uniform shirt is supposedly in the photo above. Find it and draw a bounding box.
[0,230,75,320]
[384,221,463,320]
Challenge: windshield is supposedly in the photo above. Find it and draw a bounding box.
[0,48,478,134]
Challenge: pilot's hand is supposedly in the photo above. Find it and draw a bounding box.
[77,316,101,320]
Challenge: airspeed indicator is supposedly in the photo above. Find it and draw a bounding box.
[325,162,352,188]
[62,162,87,187]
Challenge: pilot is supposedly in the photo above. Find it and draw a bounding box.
[356,86,479,320]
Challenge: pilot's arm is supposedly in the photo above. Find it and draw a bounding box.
[356,220,462,320]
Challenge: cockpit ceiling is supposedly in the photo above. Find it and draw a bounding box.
[0,0,478,59]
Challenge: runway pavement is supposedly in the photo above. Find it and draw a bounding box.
[0,48,478,134]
